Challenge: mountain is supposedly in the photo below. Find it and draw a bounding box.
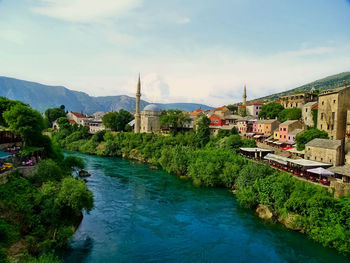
[0,77,213,113]
[252,71,350,102]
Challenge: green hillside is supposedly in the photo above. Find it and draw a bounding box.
[253,71,350,102]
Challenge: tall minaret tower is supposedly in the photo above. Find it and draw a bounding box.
[134,74,141,133]
[243,85,247,106]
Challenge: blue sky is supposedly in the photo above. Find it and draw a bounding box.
[0,0,350,106]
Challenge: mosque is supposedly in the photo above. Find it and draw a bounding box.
[134,75,163,133]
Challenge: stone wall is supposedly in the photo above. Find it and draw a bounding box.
[330,180,350,198]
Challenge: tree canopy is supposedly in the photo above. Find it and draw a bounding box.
[295,128,329,151]
[258,102,284,119]
[102,109,134,131]
[278,108,302,122]
[160,110,190,133]
[45,107,66,125]
[3,104,44,144]
[196,116,211,147]
[0,97,26,126]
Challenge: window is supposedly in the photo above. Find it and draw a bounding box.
[305,108,308,112]
[332,112,335,120]
[280,135,282,138]
[322,101,324,105]
[333,100,336,103]
[330,159,332,163]
[321,113,324,120]
[327,124,329,130]
[321,158,323,161]
[283,128,286,131]
[321,124,323,129]
[284,135,286,138]
[305,117,307,121]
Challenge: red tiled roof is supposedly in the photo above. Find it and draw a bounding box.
[238,105,246,108]
[248,102,264,105]
[71,112,86,118]
[215,106,229,112]
[313,105,318,110]
[69,120,76,124]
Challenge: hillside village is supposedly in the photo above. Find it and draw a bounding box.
[2,76,350,196]
[46,76,350,196]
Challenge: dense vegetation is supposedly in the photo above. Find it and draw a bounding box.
[52,117,350,255]
[295,128,329,151]
[258,102,284,119]
[102,109,134,132]
[278,108,302,123]
[0,98,93,262]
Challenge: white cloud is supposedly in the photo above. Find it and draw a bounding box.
[32,0,143,22]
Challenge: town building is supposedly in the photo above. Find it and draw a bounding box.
[273,130,279,140]
[246,102,263,118]
[302,101,318,127]
[287,128,304,144]
[305,138,344,166]
[346,109,350,141]
[140,104,163,133]
[214,107,232,118]
[317,85,350,140]
[279,120,304,142]
[237,117,256,136]
[209,114,224,126]
[66,111,87,126]
[280,91,318,109]
[255,119,280,136]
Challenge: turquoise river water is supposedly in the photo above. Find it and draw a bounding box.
[62,152,350,263]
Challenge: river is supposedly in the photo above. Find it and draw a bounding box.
[62,152,350,263]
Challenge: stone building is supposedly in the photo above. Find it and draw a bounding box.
[305,138,344,166]
[302,101,318,127]
[140,104,163,133]
[280,92,318,109]
[346,109,350,141]
[317,85,350,140]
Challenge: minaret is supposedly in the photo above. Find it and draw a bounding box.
[134,74,141,133]
[243,85,247,106]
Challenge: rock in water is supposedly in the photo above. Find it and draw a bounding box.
[79,170,91,177]
[256,204,274,220]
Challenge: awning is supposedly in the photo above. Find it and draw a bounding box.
[254,135,262,138]
[288,159,332,168]
[307,167,335,176]
[264,153,289,165]
[0,150,11,160]
[273,141,284,145]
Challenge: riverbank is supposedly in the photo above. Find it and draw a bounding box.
[52,129,350,255]
[62,151,350,263]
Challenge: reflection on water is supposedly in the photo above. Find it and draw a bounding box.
[62,152,350,263]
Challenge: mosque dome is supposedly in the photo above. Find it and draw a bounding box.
[143,104,163,111]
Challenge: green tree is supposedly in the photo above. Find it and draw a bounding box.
[160,110,191,133]
[258,102,284,119]
[0,97,25,127]
[278,108,302,122]
[55,177,94,216]
[238,106,247,117]
[45,107,66,125]
[102,109,134,131]
[3,104,44,145]
[195,116,211,147]
[295,128,329,151]
[56,117,71,131]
